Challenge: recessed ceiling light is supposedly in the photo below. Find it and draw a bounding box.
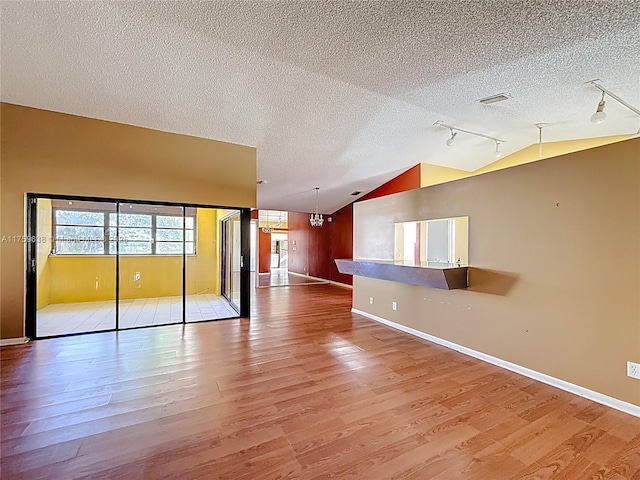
[477,93,512,105]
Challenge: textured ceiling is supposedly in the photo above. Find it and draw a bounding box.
[2,1,639,214]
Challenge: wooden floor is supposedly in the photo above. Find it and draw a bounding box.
[1,285,639,479]
[257,270,328,287]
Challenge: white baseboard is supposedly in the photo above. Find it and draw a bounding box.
[352,308,640,418]
[288,271,353,289]
[0,337,29,347]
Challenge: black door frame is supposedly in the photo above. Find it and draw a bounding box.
[219,210,251,316]
[25,193,251,340]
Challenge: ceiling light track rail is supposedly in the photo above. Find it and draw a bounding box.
[434,121,506,144]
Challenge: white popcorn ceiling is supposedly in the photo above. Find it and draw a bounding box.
[1,1,639,214]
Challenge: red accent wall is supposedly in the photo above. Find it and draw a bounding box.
[359,164,421,202]
[329,203,353,284]
[282,165,421,285]
[287,211,331,279]
[258,230,271,273]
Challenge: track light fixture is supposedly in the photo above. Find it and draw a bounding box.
[585,80,640,124]
[446,129,457,146]
[591,91,607,124]
[494,141,501,158]
[435,121,506,153]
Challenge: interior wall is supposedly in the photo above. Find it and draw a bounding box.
[352,138,640,407]
[189,208,220,296]
[328,203,353,284]
[40,209,222,304]
[0,103,256,339]
[421,163,471,187]
[258,230,272,273]
[472,134,631,176]
[359,164,421,202]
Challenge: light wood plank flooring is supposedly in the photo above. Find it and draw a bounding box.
[258,270,329,287]
[2,285,639,479]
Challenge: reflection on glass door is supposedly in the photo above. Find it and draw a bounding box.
[221,211,241,312]
[36,199,117,337]
[117,203,185,328]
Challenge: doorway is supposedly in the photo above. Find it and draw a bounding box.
[26,194,250,338]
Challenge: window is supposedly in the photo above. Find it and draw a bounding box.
[53,209,196,255]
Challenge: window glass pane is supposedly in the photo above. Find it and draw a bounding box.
[156,229,183,241]
[186,230,194,242]
[55,226,104,254]
[118,242,152,255]
[157,216,183,228]
[156,242,185,254]
[56,210,104,226]
[118,227,152,241]
[112,213,152,228]
[156,216,196,229]
[186,242,194,255]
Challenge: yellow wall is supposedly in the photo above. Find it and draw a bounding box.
[453,216,468,265]
[41,208,226,304]
[1,103,256,339]
[472,134,632,175]
[420,163,471,187]
[36,199,52,309]
[419,135,633,188]
[353,138,640,407]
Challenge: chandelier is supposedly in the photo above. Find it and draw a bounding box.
[310,187,324,227]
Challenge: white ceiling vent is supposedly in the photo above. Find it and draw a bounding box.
[478,93,512,105]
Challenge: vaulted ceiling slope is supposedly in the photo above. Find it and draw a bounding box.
[1,1,639,213]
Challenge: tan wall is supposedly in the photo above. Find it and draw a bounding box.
[0,103,256,339]
[353,138,640,407]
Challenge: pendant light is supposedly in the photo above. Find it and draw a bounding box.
[310,187,324,227]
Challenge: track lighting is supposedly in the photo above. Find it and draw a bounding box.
[446,129,457,146]
[585,80,640,124]
[435,121,506,155]
[590,91,607,124]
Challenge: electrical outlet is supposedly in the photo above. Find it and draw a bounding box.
[369,297,374,305]
[392,301,397,311]
[628,361,640,380]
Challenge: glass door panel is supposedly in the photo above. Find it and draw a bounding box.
[185,208,239,322]
[117,203,184,328]
[36,198,117,337]
[221,210,241,313]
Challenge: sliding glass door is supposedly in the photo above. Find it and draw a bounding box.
[35,199,117,337]
[185,207,238,322]
[117,203,185,329]
[27,195,250,338]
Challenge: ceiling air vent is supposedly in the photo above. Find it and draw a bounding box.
[351,191,362,196]
[477,93,511,105]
